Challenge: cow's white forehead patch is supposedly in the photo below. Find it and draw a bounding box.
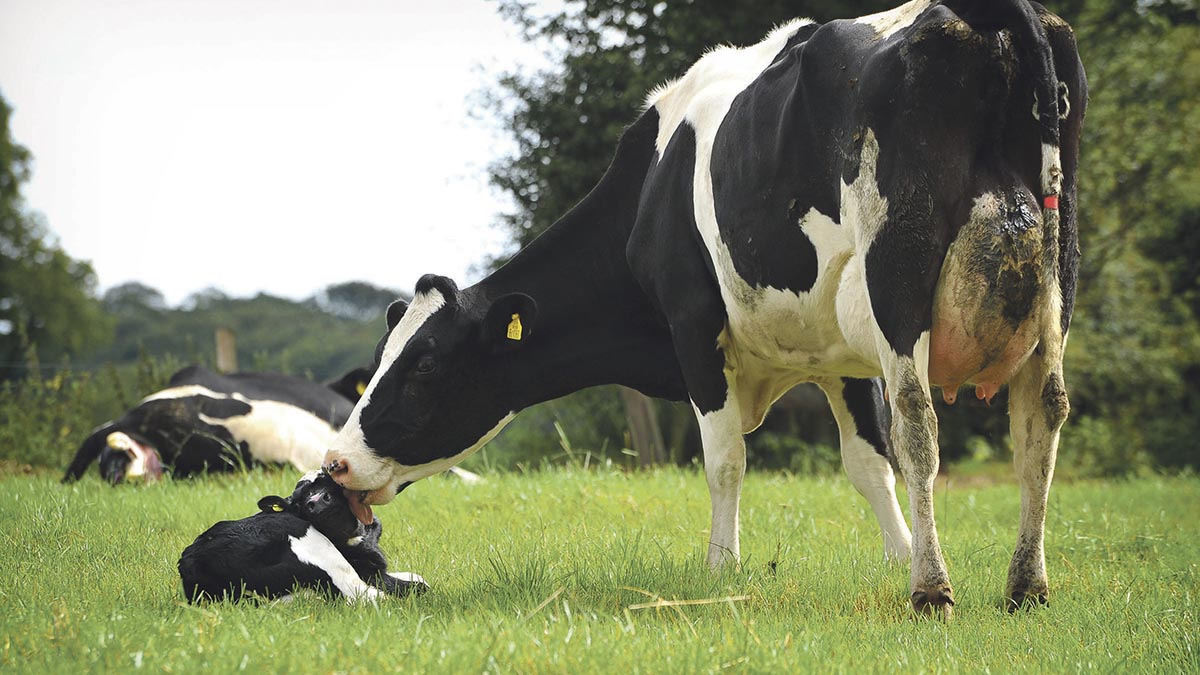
[359,288,446,409]
[297,470,321,486]
[330,288,448,471]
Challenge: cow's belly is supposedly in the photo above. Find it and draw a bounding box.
[708,208,882,429]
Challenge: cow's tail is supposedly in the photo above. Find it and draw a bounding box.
[984,0,1065,324]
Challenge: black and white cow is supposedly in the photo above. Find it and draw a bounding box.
[178,470,428,603]
[62,365,373,484]
[324,0,1086,615]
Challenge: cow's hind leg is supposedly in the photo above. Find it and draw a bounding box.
[819,378,911,561]
[1005,337,1068,610]
[876,336,954,616]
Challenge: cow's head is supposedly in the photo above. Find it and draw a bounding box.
[99,432,164,484]
[323,274,534,523]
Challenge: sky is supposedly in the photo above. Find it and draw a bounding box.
[0,0,550,305]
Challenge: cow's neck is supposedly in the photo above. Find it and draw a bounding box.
[470,109,684,409]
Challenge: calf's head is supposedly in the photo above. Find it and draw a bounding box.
[258,471,367,543]
[323,274,535,522]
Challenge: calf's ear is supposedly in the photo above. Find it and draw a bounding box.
[482,293,538,352]
[386,299,409,331]
[257,496,289,513]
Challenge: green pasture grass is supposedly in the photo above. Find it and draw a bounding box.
[0,467,1195,672]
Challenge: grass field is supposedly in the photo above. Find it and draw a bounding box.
[1,467,1196,672]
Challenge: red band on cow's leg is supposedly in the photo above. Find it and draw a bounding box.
[1043,195,1059,210]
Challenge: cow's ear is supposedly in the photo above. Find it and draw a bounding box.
[386,299,409,331]
[482,293,538,351]
[257,496,289,513]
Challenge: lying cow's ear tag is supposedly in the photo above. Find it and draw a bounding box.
[257,496,288,513]
[355,381,367,396]
[506,313,523,341]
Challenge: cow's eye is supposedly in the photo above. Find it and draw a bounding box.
[415,355,437,375]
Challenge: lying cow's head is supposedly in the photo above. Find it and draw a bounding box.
[323,274,534,522]
[99,431,164,485]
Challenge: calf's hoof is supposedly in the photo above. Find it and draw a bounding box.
[911,585,955,619]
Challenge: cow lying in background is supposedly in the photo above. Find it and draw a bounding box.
[62,365,373,484]
[178,470,428,603]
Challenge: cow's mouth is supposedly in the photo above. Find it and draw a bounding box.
[345,489,374,525]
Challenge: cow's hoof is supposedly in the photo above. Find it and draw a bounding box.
[911,585,954,619]
[1005,590,1048,612]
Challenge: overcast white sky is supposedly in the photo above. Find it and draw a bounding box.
[0,0,551,305]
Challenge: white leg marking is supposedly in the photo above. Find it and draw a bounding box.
[388,571,427,586]
[289,528,380,605]
[695,385,746,568]
[819,381,912,562]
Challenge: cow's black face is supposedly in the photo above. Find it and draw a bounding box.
[98,446,129,485]
[324,274,534,517]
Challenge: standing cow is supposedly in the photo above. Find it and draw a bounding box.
[323,0,1086,615]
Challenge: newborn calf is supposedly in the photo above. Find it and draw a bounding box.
[179,471,427,603]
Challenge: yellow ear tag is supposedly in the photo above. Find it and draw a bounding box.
[355,381,367,396]
[271,503,283,512]
[506,313,523,341]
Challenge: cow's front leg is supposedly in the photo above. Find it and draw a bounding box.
[1005,337,1069,610]
[880,335,954,616]
[819,378,912,561]
[694,377,746,567]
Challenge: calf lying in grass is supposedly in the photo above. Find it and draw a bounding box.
[179,471,427,603]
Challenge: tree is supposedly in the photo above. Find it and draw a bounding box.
[103,281,167,314]
[0,92,110,379]
[1053,0,1200,473]
[314,281,407,322]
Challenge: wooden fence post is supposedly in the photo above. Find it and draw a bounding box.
[215,327,238,373]
[619,386,666,467]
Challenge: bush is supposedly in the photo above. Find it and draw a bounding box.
[0,355,181,472]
